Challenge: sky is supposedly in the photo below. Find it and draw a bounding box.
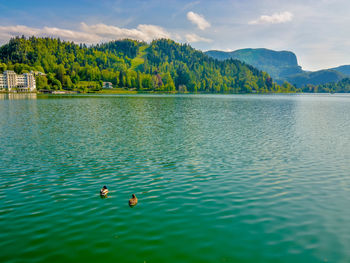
[0,0,349,71]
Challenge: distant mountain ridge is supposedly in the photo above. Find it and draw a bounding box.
[205,48,350,88]
[205,49,303,82]
[286,69,346,88]
[331,65,350,76]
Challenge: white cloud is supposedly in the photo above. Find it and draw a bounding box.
[42,27,98,43]
[0,23,172,45]
[185,33,211,43]
[80,23,171,42]
[134,24,171,41]
[249,11,293,25]
[187,11,211,30]
[0,25,98,44]
[0,25,39,37]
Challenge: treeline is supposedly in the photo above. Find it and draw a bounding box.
[303,78,350,93]
[0,36,299,93]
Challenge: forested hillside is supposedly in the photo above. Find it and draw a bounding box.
[287,69,345,88]
[206,48,303,82]
[304,78,350,93]
[0,36,298,93]
[206,48,350,90]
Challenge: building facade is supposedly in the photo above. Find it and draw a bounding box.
[102,82,113,89]
[0,71,36,92]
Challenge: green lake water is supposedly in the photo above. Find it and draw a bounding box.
[1,93,350,262]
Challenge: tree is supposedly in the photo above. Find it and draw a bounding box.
[136,71,142,90]
[162,72,175,92]
[142,75,153,90]
[35,75,49,90]
[56,64,65,84]
[52,79,62,90]
[0,36,292,94]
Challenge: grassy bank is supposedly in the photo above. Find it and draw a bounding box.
[94,88,138,94]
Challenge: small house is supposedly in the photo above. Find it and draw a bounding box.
[103,82,113,89]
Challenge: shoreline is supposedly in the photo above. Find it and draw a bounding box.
[0,89,342,95]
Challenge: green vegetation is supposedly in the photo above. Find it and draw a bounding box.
[0,36,299,93]
[206,48,350,90]
[130,45,147,70]
[96,88,137,94]
[287,69,345,89]
[304,78,350,93]
[205,48,303,83]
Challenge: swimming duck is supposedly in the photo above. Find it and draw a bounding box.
[100,186,108,196]
[129,194,138,206]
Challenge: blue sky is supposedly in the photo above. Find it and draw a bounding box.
[0,0,349,70]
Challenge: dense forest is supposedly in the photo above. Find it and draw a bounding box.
[206,48,350,92]
[304,78,350,93]
[206,48,303,83]
[0,36,299,93]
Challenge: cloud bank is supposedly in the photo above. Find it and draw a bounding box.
[80,23,171,42]
[249,11,293,25]
[187,11,211,30]
[0,22,213,44]
[185,33,211,43]
[0,25,98,44]
[0,23,172,44]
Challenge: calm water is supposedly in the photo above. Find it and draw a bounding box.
[1,93,350,263]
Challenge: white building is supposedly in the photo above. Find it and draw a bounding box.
[103,82,113,89]
[0,71,36,92]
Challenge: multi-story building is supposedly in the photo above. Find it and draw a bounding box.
[0,71,36,92]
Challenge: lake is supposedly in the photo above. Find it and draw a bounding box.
[1,93,350,262]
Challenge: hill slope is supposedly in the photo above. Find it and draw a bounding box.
[206,48,349,88]
[330,65,350,76]
[305,77,350,93]
[0,37,297,93]
[205,48,303,82]
[287,70,345,87]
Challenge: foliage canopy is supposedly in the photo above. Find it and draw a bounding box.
[0,36,299,93]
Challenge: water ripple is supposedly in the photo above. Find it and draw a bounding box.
[1,94,350,262]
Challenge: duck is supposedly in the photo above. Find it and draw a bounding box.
[129,194,138,206]
[100,186,109,196]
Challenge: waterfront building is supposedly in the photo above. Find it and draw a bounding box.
[103,82,113,89]
[0,71,36,92]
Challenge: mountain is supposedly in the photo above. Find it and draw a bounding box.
[206,48,350,88]
[330,65,350,76]
[205,48,303,82]
[0,37,298,93]
[286,69,345,88]
[305,77,350,93]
